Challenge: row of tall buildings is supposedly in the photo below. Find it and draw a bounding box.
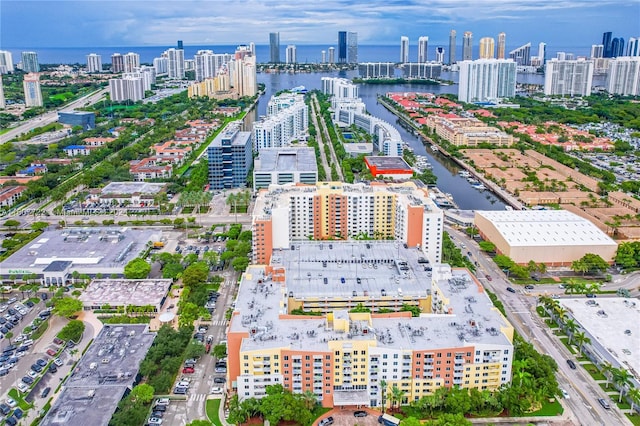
[269,31,357,64]
[0,50,39,74]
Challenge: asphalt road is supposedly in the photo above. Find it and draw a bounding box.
[447,226,633,426]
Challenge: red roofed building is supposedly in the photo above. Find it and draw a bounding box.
[364,156,414,180]
[0,185,27,208]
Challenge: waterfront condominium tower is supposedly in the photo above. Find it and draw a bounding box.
[328,47,335,64]
[21,51,39,73]
[286,45,297,64]
[628,38,640,57]
[606,57,640,96]
[0,50,14,74]
[123,52,140,73]
[418,36,429,63]
[509,43,531,66]
[338,31,348,63]
[347,32,358,64]
[462,32,473,60]
[544,58,594,96]
[166,48,185,79]
[611,38,625,58]
[269,32,280,63]
[111,53,124,73]
[400,36,410,63]
[86,53,102,73]
[448,30,457,64]
[602,31,613,57]
[435,47,445,63]
[479,37,495,59]
[458,59,517,103]
[497,32,506,59]
[591,45,604,58]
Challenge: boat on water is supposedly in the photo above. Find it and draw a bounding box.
[467,177,479,184]
[431,145,439,152]
[471,183,486,190]
[505,205,514,211]
[413,155,432,172]
[458,170,471,178]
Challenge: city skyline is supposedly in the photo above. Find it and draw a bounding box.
[1,0,639,49]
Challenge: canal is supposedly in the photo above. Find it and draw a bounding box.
[252,70,507,210]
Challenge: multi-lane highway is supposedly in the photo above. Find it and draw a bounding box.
[1,88,108,143]
[447,226,634,426]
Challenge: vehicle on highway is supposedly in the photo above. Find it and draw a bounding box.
[598,398,611,409]
[560,389,569,399]
[586,293,597,298]
[566,359,577,369]
[485,274,492,281]
[524,285,534,290]
[506,287,516,293]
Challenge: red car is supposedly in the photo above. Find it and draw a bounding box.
[485,274,492,281]
[46,349,57,357]
[182,366,195,374]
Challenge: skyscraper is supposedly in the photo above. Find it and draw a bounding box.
[286,45,297,64]
[328,47,335,64]
[321,50,326,63]
[462,32,473,61]
[479,37,495,59]
[177,40,183,50]
[269,32,280,63]
[448,30,457,64]
[417,36,429,63]
[347,32,358,64]
[0,50,14,74]
[86,53,102,73]
[602,31,613,58]
[249,42,256,56]
[497,32,506,59]
[544,59,594,97]
[628,38,640,57]
[509,43,531,66]
[590,45,604,58]
[538,42,547,65]
[111,53,124,73]
[458,59,516,103]
[166,48,185,79]
[338,31,348,63]
[23,73,43,107]
[611,38,625,57]
[606,57,640,96]
[435,47,445,63]
[400,36,410,63]
[195,50,217,81]
[21,52,39,73]
[123,52,140,73]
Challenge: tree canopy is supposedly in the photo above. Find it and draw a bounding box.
[53,297,83,318]
[124,258,151,279]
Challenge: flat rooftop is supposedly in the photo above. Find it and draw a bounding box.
[255,148,317,173]
[560,298,639,378]
[475,210,618,247]
[230,246,512,353]
[40,324,155,426]
[79,279,172,308]
[101,182,167,195]
[365,156,412,172]
[0,228,159,274]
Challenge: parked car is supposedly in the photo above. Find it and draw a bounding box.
[182,366,195,374]
[13,408,23,419]
[54,358,63,367]
[41,387,51,398]
[354,411,368,417]
[0,403,10,415]
[210,387,223,394]
[318,416,334,426]
[21,376,34,385]
[46,348,57,357]
[155,398,170,407]
[213,376,226,384]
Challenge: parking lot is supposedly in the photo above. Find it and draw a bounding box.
[315,409,382,426]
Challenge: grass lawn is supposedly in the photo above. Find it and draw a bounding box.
[311,406,332,422]
[617,401,631,410]
[206,398,223,426]
[8,388,32,410]
[528,399,564,416]
[584,365,606,381]
[559,337,577,354]
[627,414,640,426]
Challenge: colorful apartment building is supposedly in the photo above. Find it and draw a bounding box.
[228,260,514,408]
[425,115,514,147]
[252,181,444,265]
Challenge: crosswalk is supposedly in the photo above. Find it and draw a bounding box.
[211,319,227,326]
[190,393,208,402]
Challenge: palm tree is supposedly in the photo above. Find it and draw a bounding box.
[628,387,640,414]
[601,361,615,389]
[300,390,317,411]
[380,379,388,413]
[613,368,633,403]
[563,319,579,345]
[390,385,406,410]
[554,305,568,326]
[573,331,591,356]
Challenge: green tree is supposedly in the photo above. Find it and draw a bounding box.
[427,413,472,426]
[182,262,209,287]
[232,256,250,272]
[124,258,151,279]
[129,383,155,404]
[573,331,591,356]
[186,421,212,426]
[162,262,184,280]
[400,417,422,426]
[612,368,633,403]
[184,340,206,359]
[53,297,83,318]
[3,219,20,228]
[213,343,227,359]
[31,221,49,231]
[57,319,85,342]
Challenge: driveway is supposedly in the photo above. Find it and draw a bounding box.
[315,408,381,426]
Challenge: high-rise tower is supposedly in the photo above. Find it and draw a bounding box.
[418,36,429,63]
[23,73,43,107]
[462,32,473,61]
[435,47,445,63]
[269,33,280,63]
[86,53,102,73]
[347,32,358,64]
[286,45,297,64]
[448,30,457,64]
[21,52,39,73]
[338,31,348,63]
[400,36,410,63]
[497,32,506,59]
[628,38,640,57]
[479,37,495,59]
[602,32,613,58]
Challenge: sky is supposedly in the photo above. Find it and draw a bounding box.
[1,0,639,49]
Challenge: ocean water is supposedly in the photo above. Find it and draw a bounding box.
[3,44,590,65]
